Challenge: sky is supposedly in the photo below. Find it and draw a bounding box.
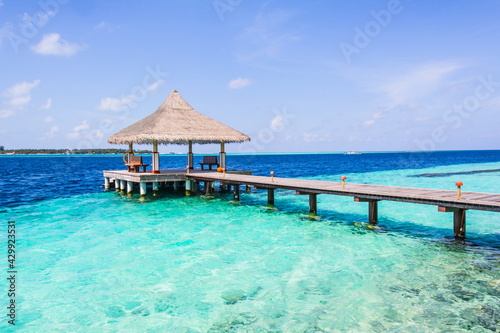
[1,0,500,153]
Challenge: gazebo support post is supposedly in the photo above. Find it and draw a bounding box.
[219,141,226,169]
[152,139,160,174]
[187,140,194,169]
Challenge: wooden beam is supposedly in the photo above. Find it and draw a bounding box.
[354,197,376,202]
[438,206,461,212]
[296,191,316,195]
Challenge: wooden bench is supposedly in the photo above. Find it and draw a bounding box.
[199,156,219,170]
[125,155,150,172]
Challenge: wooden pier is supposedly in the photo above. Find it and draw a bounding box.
[103,170,500,239]
[189,172,500,239]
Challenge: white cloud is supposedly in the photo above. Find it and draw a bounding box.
[228,78,253,90]
[237,9,300,64]
[7,95,31,106]
[363,119,375,127]
[270,115,284,131]
[0,109,14,118]
[98,96,131,111]
[31,33,86,56]
[4,80,40,99]
[147,80,163,92]
[67,120,93,140]
[98,79,165,110]
[302,132,333,143]
[380,61,463,106]
[73,120,89,132]
[42,125,59,139]
[41,98,52,109]
[0,80,40,117]
[44,116,55,123]
[66,132,79,139]
[94,21,120,33]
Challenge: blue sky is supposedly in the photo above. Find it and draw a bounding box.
[1,0,499,153]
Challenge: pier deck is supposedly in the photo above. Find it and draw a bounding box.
[103,169,252,183]
[103,169,500,238]
[189,172,500,213]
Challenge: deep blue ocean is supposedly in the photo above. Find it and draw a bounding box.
[1,150,500,209]
[0,151,499,332]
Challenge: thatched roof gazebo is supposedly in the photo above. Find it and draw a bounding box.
[108,90,251,173]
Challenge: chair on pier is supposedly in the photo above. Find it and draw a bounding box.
[199,156,220,170]
[125,155,150,172]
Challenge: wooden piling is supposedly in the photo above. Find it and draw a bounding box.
[369,200,378,224]
[233,185,240,201]
[309,193,317,215]
[439,206,467,239]
[454,209,466,239]
[205,181,212,195]
[127,181,133,195]
[153,182,159,196]
[354,198,379,224]
[120,179,126,192]
[104,177,110,190]
[140,182,147,197]
[268,188,275,206]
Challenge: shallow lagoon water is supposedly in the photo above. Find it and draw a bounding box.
[0,152,499,332]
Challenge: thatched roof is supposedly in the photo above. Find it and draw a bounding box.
[108,90,251,144]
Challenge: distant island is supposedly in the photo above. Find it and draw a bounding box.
[0,146,152,155]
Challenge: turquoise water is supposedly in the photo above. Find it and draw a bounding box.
[1,154,500,332]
